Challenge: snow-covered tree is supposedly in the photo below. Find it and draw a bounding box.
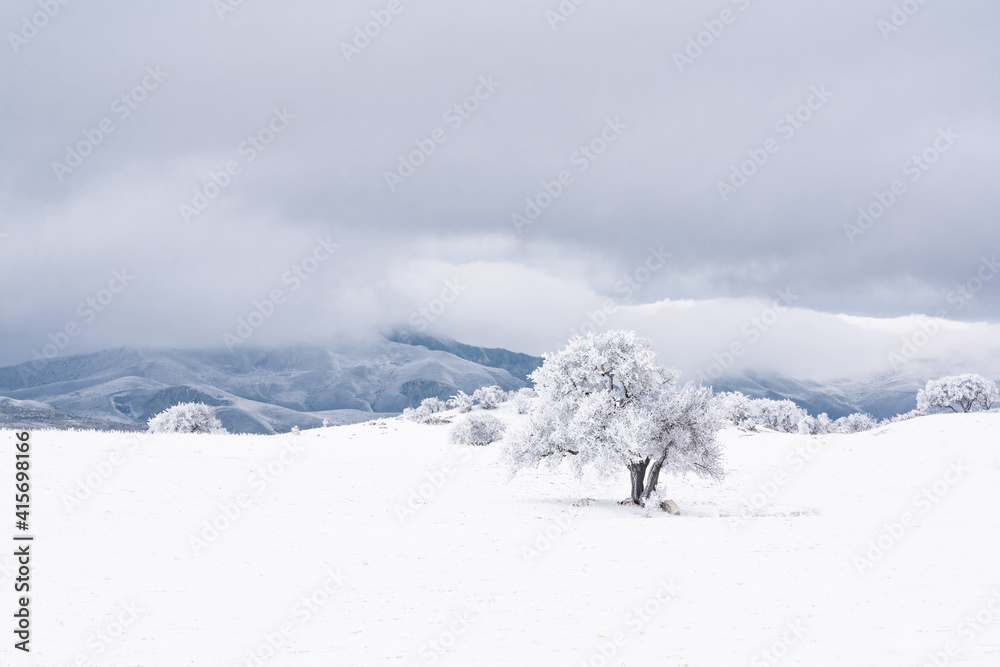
[753,398,808,433]
[472,385,507,410]
[449,413,506,446]
[833,412,878,434]
[715,391,757,430]
[797,412,833,435]
[503,330,724,507]
[148,402,227,434]
[916,374,999,414]
[448,391,474,412]
[511,387,536,415]
[402,397,449,423]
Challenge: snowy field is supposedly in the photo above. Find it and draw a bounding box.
[3,407,1000,666]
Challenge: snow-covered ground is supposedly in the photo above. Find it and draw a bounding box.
[3,407,1000,666]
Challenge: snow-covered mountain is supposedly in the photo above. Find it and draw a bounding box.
[0,330,960,433]
[0,334,540,434]
[705,370,929,419]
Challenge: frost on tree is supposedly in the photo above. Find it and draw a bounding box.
[402,397,449,423]
[450,413,506,447]
[472,385,507,410]
[448,391,474,412]
[917,374,999,413]
[503,330,724,507]
[147,402,227,434]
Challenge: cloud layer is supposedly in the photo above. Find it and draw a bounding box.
[2,0,998,376]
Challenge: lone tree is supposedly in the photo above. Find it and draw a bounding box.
[917,374,999,413]
[503,330,724,506]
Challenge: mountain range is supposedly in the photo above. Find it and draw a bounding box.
[0,331,939,433]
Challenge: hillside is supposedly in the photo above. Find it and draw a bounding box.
[3,410,998,665]
[0,336,536,433]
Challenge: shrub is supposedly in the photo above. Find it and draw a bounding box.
[833,412,878,434]
[402,397,450,423]
[715,391,757,430]
[797,413,833,435]
[472,385,507,410]
[148,402,227,434]
[886,409,924,424]
[448,391,474,412]
[511,387,536,415]
[449,413,507,446]
[753,399,808,433]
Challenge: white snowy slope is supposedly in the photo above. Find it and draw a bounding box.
[2,409,1000,666]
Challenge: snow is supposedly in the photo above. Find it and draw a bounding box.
[3,407,1000,665]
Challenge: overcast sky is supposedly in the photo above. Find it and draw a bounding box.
[2,0,999,379]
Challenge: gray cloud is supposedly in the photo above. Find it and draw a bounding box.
[2,0,999,371]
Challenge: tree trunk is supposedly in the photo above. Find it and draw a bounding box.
[628,458,650,505]
[642,442,673,503]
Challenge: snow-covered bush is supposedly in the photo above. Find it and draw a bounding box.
[886,409,924,424]
[447,391,474,412]
[503,330,724,507]
[916,374,999,414]
[147,402,227,434]
[472,385,507,410]
[402,397,450,423]
[753,399,808,433]
[449,413,507,447]
[511,387,536,415]
[833,412,878,434]
[797,412,833,435]
[715,391,757,430]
